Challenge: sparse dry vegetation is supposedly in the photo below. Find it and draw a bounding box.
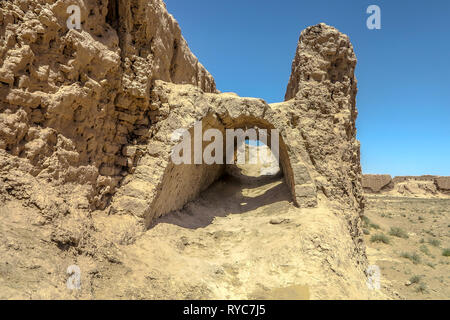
[415,283,428,294]
[400,252,422,264]
[409,275,422,284]
[443,249,450,257]
[389,227,409,239]
[428,239,441,247]
[370,233,390,244]
[363,196,450,299]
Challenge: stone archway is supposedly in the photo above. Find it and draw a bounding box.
[110,81,317,228]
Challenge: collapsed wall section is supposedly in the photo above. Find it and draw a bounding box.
[435,177,450,194]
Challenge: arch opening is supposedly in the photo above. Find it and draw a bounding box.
[225,134,281,182]
[145,114,297,228]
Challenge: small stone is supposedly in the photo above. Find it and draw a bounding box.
[270,218,290,225]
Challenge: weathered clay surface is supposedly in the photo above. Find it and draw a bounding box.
[435,177,450,193]
[393,175,438,184]
[362,174,393,193]
[0,0,215,212]
[283,23,364,213]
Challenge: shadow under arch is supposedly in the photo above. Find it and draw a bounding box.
[149,173,292,230]
[144,112,313,228]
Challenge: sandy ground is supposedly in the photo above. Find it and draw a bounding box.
[1,150,447,299]
[1,159,375,299]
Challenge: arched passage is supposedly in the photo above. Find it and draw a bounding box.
[145,114,298,226]
[109,83,318,228]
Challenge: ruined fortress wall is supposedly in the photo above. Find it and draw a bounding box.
[283,24,364,214]
[362,174,450,194]
[392,175,438,184]
[1,1,365,239]
[108,23,366,227]
[362,174,393,193]
[0,1,369,282]
[435,177,450,193]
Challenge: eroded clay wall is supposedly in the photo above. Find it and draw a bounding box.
[392,175,438,184]
[0,0,216,211]
[361,174,450,195]
[283,24,364,213]
[146,114,225,225]
[362,174,393,193]
[1,0,365,235]
[435,177,450,193]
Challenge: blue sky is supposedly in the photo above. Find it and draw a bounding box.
[165,0,450,176]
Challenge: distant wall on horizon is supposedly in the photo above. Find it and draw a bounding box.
[361,174,450,193]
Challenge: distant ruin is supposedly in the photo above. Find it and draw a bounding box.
[362,174,450,195]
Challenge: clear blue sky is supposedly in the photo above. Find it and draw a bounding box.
[165,0,450,176]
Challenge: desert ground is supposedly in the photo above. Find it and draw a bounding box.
[364,195,450,299]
